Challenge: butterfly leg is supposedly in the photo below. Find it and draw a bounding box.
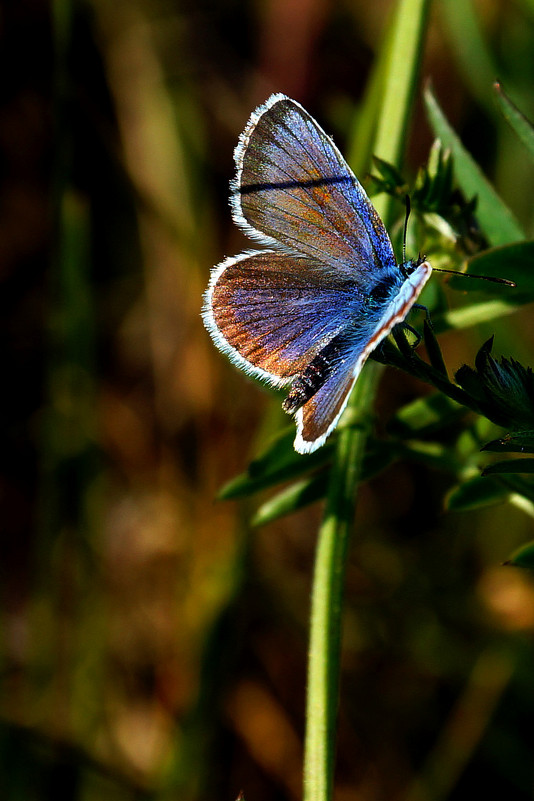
[412,302,433,328]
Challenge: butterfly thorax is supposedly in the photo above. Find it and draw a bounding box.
[366,254,427,310]
[367,275,398,308]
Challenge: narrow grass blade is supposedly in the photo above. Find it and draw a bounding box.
[482,458,534,475]
[494,81,534,159]
[424,85,526,246]
[445,476,510,510]
[440,0,499,109]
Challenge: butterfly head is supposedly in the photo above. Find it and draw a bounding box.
[401,253,427,278]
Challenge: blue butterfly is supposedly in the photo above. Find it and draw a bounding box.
[202,94,432,454]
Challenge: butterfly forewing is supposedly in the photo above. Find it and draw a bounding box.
[233,94,397,280]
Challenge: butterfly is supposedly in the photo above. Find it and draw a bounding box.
[202,93,432,454]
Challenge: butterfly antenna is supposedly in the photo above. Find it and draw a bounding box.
[433,266,516,286]
[403,195,411,264]
[403,195,514,286]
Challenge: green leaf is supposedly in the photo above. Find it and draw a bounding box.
[504,541,534,570]
[219,431,333,499]
[445,242,534,301]
[392,325,418,359]
[251,438,400,526]
[389,392,465,437]
[252,471,328,526]
[482,432,534,453]
[445,475,511,511]
[414,140,454,208]
[397,439,461,472]
[498,474,534,505]
[482,459,534,476]
[252,473,328,527]
[371,154,406,190]
[455,339,534,431]
[494,81,534,160]
[436,298,517,333]
[424,85,526,246]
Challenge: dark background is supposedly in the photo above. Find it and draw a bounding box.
[1,0,534,799]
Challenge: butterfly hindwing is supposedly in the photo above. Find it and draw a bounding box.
[203,250,362,385]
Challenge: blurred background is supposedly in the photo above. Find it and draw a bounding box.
[1,0,534,798]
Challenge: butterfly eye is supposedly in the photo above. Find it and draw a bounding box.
[402,255,427,277]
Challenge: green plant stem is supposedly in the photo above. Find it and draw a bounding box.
[373,0,430,195]
[303,1,431,799]
[304,362,381,800]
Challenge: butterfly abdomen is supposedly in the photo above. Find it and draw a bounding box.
[283,335,345,414]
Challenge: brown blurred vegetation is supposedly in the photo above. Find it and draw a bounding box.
[1,0,534,799]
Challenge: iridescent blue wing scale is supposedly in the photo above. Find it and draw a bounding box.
[203,93,432,453]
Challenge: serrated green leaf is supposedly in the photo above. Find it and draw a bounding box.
[424,85,526,246]
[494,82,534,160]
[413,140,454,210]
[455,340,534,432]
[482,458,534,476]
[252,472,328,526]
[445,475,510,511]
[504,540,534,570]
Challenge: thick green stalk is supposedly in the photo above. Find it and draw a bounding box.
[303,1,431,799]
